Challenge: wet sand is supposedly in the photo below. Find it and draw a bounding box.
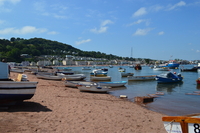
[0,72,167,133]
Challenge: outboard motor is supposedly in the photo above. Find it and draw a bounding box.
[177,73,181,77]
[21,74,28,81]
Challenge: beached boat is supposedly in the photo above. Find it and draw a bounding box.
[65,81,96,88]
[98,81,127,87]
[155,71,183,83]
[10,68,25,73]
[121,72,134,77]
[128,75,156,81]
[56,71,74,75]
[90,69,108,77]
[90,76,111,81]
[163,113,200,133]
[77,85,111,93]
[0,62,38,105]
[36,73,63,80]
[62,76,85,81]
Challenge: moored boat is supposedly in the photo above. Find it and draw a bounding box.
[118,67,126,72]
[98,81,127,87]
[155,71,183,83]
[82,66,91,70]
[90,76,111,81]
[181,66,198,72]
[165,60,180,69]
[90,69,108,77]
[121,72,134,77]
[128,75,156,81]
[153,66,170,71]
[196,78,200,84]
[134,64,142,70]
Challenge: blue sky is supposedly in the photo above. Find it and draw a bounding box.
[0,0,200,61]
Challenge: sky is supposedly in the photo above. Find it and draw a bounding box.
[0,0,200,61]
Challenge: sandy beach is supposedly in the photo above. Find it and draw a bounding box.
[0,72,167,133]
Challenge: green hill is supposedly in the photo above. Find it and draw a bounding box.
[0,37,123,63]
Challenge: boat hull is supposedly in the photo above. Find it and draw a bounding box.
[121,73,134,77]
[128,75,156,81]
[65,81,95,88]
[0,81,37,104]
[36,74,63,80]
[90,76,111,81]
[77,85,110,93]
[98,81,127,87]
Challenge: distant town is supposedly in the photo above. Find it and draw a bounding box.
[8,54,200,67]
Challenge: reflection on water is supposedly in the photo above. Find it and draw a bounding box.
[110,86,127,91]
[196,84,200,89]
[156,82,183,93]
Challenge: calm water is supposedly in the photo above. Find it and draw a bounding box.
[60,65,200,116]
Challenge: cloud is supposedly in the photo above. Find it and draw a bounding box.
[150,5,164,12]
[158,31,164,35]
[33,2,68,19]
[0,26,47,34]
[0,0,21,6]
[75,39,91,45]
[90,20,113,34]
[0,20,5,24]
[167,1,186,10]
[126,19,150,27]
[197,50,200,53]
[132,7,147,17]
[133,28,153,36]
[48,31,58,35]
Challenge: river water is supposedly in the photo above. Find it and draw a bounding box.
[60,65,200,116]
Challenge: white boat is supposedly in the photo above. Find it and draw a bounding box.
[121,72,134,77]
[36,73,63,80]
[90,69,108,77]
[77,85,111,93]
[10,68,25,73]
[163,113,200,133]
[90,76,111,81]
[128,75,156,81]
[118,67,126,72]
[0,62,38,105]
[65,81,96,88]
[57,73,86,81]
[153,66,170,71]
[98,81,127,87]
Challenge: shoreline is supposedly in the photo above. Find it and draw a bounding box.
[0,72,167,132]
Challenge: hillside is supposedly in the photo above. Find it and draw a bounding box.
[0,37,122,62]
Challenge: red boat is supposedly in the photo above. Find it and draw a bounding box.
[196,78,200,84]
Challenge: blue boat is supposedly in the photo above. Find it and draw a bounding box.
[165,60,180,69]
[155,71,183,83]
